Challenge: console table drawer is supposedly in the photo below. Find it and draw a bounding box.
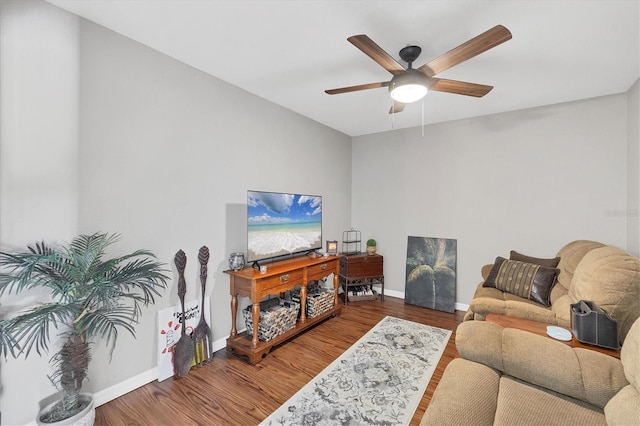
[260,270,304,291]
[307,259,338,280]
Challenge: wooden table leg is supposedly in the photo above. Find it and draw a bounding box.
[334,273,342,306]
[230,294,238,337]
[251,302,260,348]
[299,284,307,323]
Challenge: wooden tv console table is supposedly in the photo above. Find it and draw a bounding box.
[224,255,342,364]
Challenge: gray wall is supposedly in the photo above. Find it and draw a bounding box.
[78,15,351,401]
[352,93,632,305]
[0,1,80,423]
[627,79,640,255]
[0,1,351,424]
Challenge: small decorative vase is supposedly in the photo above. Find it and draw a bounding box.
[228,252,245,270]
[366,246,376,255]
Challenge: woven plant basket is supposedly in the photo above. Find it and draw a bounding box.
[243,299,300,341]
[306,289,334,318]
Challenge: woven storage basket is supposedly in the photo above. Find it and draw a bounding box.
[306,289,334,318]
[243,299,300,341]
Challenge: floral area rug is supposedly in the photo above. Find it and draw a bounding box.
[260,316,452,426]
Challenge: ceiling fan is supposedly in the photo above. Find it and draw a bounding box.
[325,25,512,113]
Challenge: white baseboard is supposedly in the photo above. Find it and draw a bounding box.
[94,295,468,407]
[384,288,469,312]
[93,368,158,407]
[456,302,470,312]
[383,288,405,299]
[93,336,228,407]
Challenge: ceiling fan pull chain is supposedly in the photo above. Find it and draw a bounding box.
[422,100,425,137]
[391,101,395,129]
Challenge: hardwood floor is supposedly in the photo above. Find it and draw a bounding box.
[95,297,465,425]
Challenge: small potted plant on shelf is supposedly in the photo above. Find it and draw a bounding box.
[0,232,169,425]
[366,239,377,255]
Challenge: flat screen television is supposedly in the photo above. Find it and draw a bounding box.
[247,190,322,264]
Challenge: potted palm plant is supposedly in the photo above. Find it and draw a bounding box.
[0,232,169,424]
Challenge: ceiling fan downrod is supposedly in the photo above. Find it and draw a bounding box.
[399,45,422,69]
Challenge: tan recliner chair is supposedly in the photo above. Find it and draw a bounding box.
[421,317,640,425]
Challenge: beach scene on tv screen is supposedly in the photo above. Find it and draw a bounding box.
[248,191,322,261]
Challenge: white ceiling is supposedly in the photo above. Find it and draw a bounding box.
[47,0,639,137]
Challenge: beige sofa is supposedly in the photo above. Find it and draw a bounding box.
[464,240,640,344]
[421,317,640,425]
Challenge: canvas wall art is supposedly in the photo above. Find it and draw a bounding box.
[405,236,457,313]
[157,296,211,381]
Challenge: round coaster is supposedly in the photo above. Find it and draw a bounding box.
[546,326,572,341]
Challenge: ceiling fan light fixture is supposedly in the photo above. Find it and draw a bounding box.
[389,71,430,103]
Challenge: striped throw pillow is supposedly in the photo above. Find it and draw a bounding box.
[483,257,560,306]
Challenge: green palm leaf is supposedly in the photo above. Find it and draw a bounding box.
[0,321,18,358]
[0,232,169,420]
[9,302,80,357]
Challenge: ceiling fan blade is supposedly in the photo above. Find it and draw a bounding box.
[388,101,405,114]
[417,25,512,77]
[325,81,390,95]
[430,78,493,97]
[347,35,406,75]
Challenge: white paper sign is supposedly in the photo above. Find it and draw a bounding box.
[157,296,211,381]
